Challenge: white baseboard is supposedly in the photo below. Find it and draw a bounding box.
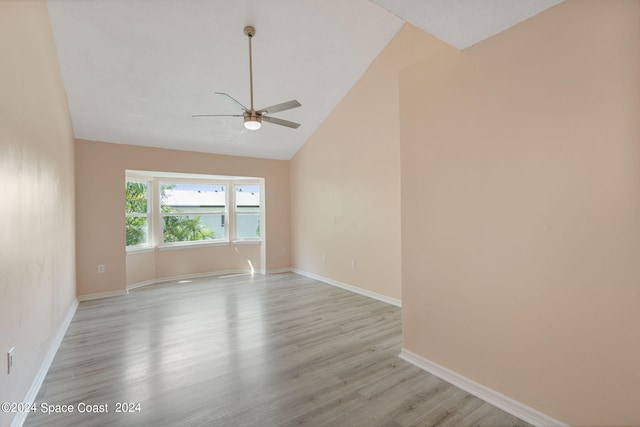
[292,269,401,307]
[399,348,568,427]
[77,289,128,301]
[11,299,78,427]
[266,267,293,274]
[126,279,156,290]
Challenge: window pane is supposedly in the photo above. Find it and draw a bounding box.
[162,214,218,242]
[161,183,225,213]
[235,185,260,239]
[126,181,148,214]
[126,216,148,246]
[126,180,149,246]
[236,213,260,239]
[199,213,226,239]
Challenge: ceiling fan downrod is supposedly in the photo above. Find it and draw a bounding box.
[244,26,256,113]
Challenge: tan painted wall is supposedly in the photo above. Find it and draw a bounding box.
[126,250,156,286]
[0,1,77,426]
[127,244,262,286]
[290,24,450,300]
[400,1,640,425]
[75,140,290,296]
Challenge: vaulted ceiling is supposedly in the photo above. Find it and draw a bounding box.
[47,0,562,160]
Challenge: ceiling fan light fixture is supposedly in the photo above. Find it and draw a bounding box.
[243,113,262,130]
[244,119,261,130]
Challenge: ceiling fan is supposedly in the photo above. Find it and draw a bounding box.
[193,26,301,130]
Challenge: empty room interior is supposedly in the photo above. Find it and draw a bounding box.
[1,0,639,426]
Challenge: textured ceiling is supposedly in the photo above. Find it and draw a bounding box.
[47,0,562,160]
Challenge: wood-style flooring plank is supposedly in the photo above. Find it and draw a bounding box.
[24,272,531,427]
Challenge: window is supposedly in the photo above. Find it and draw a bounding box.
[235,184,261,240]
[160,183,226,244]
[126,171,263,250]
[125,180,150,247]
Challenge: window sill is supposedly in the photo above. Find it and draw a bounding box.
[127,239,261,253]
[158,240,228,251]
[231,240,262,245]
[126,246,154,254]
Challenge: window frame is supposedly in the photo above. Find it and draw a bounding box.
[232,182,262,242]
[158,179,229,247]
[125,177,152,252]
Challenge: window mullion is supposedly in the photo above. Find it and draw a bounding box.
[152,179,161,247]
[227,181,234,241]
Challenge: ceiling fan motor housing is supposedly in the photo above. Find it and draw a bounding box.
[243,110,261,130]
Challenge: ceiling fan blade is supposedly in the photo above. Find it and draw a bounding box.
[261,115,301,129]
[257,100,301,115]
[214,92,249,111]
[192,114,243,118]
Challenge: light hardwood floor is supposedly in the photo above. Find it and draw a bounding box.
[25,272,532,427]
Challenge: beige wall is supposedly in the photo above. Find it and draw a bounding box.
[290,24,450,300]
[400,1,640,425]
[0,1,77,426]
[76,140,290,296]
[127,244,262,286]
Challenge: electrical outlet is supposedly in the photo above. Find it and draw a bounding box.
[351,259,357,268]
[8,347,14,374]
[98,264,105,273]
[322,253,326,262]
